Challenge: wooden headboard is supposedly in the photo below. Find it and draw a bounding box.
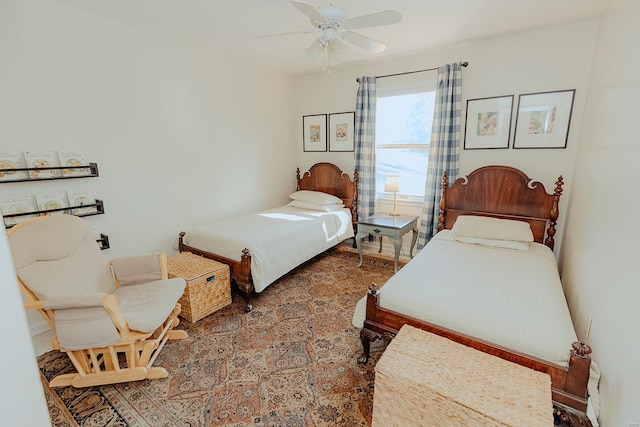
[437,165,564,249]
[296,162,358,224]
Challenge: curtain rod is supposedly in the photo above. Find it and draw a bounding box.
[356,61,468,83]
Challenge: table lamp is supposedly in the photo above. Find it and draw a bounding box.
[384,175,400,216]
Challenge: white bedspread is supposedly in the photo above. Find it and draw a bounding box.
[183,206,354,293]
[353,229,601,423]
[352,229,578,367]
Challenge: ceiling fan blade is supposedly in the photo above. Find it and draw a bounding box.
[342,31,386,53]
[254,29,319,39]
[347,10,402,30]
[291,0,327,25]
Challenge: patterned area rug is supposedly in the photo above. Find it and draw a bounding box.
[39,247,401,426]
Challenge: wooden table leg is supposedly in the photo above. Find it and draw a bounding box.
[389,236,402,273]
[409,227,418,258]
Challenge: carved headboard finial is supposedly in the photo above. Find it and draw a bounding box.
[545,175,564,250]
[368,283,379,295]
[555,175,565,197]
[437,171,448,232]
[571,341,592,358]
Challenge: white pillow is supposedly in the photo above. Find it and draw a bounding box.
[452,215,534,242]
[287,200,345,212]
[289,190,343,205]
[451,232,530,251]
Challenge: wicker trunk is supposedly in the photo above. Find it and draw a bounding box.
[167,252,231,322]
[373,325,553,427]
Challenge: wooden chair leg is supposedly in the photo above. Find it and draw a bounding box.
[47,302,189,388]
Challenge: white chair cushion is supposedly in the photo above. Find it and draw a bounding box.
[56,278,185,350]
[9,215,187,352]
[9,215,114,299]
[111,254,162,286]
[113,278,186,333]
[44,293,108,310]
[55,306,120,350]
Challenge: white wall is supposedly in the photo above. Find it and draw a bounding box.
[293,20,599,256]
[0,233,51,425]
[4,1,634,423]
[0,0,295,333]
[560,0,640,425]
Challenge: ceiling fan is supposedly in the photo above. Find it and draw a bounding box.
[259,0,403,71]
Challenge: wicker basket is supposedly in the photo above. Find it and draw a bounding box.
[167,252,231,323]
[373,325,553,427]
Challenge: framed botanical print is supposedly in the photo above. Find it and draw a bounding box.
[328,112,355,152]
[302,114,327,152]
[513,89,575,149]
[463,95,513,150]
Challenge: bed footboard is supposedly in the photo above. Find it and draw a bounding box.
[178,232,255,312]
[359,286,593,414]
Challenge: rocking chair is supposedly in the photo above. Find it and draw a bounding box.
[7,214,188,388]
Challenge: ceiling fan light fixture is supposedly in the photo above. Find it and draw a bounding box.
[288,0,403,72]
[329,39,349,62]
[305,39,325,62]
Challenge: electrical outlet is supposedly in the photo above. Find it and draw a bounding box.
[584,316,593,340]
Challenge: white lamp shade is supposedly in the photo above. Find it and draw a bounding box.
[384,175,400,193]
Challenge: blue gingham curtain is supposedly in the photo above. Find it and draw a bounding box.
[417,63,463,249]
[354,76,376,221]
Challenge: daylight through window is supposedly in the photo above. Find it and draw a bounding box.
[375,80,436,202]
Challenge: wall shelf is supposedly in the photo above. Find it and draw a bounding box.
[0,163,99,183]
[3,199,105,229]
[1,161,109,250]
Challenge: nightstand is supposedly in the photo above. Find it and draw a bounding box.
[355,214,418,273]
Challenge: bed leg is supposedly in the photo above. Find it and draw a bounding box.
[235,280,254,313]
[358,328,383,364]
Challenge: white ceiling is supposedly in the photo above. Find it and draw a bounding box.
[55,0,609,75]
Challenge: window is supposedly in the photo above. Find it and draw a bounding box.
[375,77,436,202]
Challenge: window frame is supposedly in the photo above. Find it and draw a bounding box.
[375,75,437,204]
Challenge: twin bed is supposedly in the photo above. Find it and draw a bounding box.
[178,162,357,312]
[179,162,596,424]
[352,165,597,425]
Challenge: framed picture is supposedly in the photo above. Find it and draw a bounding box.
[302,114,327,152]
[463,95,513,150]
[328,112,355,152]
[513,89,575,149]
